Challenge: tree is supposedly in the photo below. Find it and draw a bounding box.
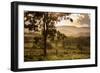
[24,11,73,57]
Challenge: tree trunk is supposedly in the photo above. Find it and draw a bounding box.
[43,13,48,57]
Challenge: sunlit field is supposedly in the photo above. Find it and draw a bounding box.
[24,31,90,61]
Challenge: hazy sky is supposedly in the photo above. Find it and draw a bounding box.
[55,13,90,27]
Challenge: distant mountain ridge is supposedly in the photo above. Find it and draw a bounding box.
[56,26,90,37]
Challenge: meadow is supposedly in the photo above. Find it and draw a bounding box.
[24,31,90,61]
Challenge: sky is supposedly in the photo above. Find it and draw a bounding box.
[55,13,90,27]
[24,11,90,28]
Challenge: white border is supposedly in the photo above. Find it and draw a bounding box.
[18,5,96,68]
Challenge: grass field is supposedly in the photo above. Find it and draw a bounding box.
[24,32,90,61]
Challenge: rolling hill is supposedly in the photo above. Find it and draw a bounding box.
[56,26,90,37]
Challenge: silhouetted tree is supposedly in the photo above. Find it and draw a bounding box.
[24,11,73,57]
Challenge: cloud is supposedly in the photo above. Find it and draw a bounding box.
[68,13,90,27]
[79,14,90,25]
[55,13,90,27]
